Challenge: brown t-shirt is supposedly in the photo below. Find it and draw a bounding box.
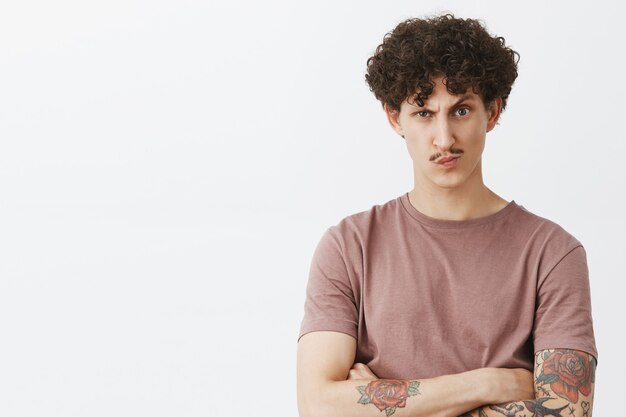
[298,192,598,379]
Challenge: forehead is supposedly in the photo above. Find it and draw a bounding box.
[404,80,485,109]
[406,92,476,107]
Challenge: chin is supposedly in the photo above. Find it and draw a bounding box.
[427,173,466,189]
[434,180,464,190]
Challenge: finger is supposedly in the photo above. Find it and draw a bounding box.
[348,364,369,380]
[363,368,378,379]
[348,369,367,380]
[350,363,379,379]
[358,363,379,379]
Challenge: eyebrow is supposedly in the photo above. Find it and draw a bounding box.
[415,93,474,111]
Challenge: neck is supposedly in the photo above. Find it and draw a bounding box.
[409,164,508,221]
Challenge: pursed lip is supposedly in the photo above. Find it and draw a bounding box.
[436,155,460,164]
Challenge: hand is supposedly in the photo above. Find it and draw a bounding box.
[481,367,534,404]
[347,362,379,381]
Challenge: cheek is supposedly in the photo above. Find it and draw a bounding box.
[404,140,429,162]
[456,128,486,151]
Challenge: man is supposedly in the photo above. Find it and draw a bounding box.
[296,13,597,417]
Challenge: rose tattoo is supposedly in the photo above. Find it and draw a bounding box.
[356,379,421,416]
[537,349,593,403]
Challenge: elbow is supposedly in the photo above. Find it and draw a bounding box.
[298,382,335,417]
[297,386,319,417]
[298,398,332,417]
[298,397,319,417]
[298,405,323,417]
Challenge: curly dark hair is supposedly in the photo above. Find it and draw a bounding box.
[365,14,520,113]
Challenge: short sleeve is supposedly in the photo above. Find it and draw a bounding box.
[297,226,358,342]
[533,245,598,362]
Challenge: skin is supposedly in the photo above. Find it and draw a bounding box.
[297,331,537,417]
[297,77,597,417]
[347,348,596,417]
[384,76,508,222]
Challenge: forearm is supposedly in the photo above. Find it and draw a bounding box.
[302,369,495,417]
[460,348,597,417]
[459,397,585,417]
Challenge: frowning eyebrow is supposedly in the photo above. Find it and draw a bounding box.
[412,93,475,111]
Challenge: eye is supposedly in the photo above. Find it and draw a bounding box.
[414,111,430,118]
[455,107,470,116]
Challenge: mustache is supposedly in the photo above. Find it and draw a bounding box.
[429,148,464,161]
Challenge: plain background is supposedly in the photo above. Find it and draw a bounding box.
[0,0,623,416]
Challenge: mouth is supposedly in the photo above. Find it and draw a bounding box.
[436,155,460,168]
[436,155,460,163]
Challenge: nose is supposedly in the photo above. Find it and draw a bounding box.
[433,118,455,151]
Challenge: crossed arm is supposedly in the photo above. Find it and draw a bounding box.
[456,348,595,417]
[296,331,596,417]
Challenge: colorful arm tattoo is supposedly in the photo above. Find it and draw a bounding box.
[355,379,421,416]
[535,349,596,405]
[458,349,596,417]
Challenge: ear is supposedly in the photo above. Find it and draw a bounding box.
[486,97,502,132]
[384,103,405,138]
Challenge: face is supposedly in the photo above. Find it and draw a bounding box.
[385,76,501,192]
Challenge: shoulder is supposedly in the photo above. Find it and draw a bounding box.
[309,196,401,274]
[512,203,583,249]
[511,204,586,279]
[326,194,402,242]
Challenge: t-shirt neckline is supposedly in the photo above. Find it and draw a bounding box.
[399,192,518,229]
